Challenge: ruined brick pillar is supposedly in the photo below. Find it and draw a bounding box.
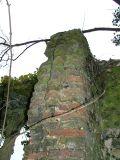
[24,29,103,160]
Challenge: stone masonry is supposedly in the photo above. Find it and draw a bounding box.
[24,29,104,160]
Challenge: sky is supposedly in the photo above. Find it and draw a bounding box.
[10,127,29,160]
[0,0,119,78]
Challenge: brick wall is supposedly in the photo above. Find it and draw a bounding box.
[24,29,103,160]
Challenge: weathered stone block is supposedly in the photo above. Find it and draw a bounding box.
[25,29,103,160]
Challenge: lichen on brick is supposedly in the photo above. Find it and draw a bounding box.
[25,29,104,160]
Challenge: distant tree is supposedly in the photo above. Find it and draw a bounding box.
[112,7,120,45]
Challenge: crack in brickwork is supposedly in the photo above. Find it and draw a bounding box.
[24,29,104,160]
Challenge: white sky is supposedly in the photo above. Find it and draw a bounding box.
[0,0,120,77]
[10,127,29,160]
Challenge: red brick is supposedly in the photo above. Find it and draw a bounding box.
[26,149,84,159]
[49,128,86,137]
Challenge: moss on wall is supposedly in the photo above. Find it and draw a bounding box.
[24,29,104,160]
[100,64,120,129]
[98,60,120,159]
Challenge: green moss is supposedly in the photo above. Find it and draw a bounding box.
[61,118,85,129]
[47,82,61,90]
[45,29,91,58]
[59,136,86,145]
[37,63,51,79]
[65,158,78,160]
[53,56,65,65]
[99,65,120,129]
[52,65,64,72]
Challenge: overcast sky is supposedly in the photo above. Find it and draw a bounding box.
[0,0,119,77]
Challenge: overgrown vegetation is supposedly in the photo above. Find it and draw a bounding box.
[0,71,37,160]
[0,71,37,138]
[99,60,120,129]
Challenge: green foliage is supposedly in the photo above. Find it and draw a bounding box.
[100,65,120,129]
[112,7,120,45]
[113,7,120,27]
[0,71,38,137]
[0,71,38,160]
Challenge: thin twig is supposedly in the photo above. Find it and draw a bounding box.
[0,39,50,47]
[1,0,13,145]
[0,27,120,65]
[13,41,40,61]
[0,27,120,48]
[12,39,50,47]
[82,27,120,33]
[0,105,6,111]
[0,48,9,62]
[0,36,7,44]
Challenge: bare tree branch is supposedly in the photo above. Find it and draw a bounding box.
[0,36,7,44]
[82,27,120,33]
[13,41,40,61]
[0,27,120,48]
[0,39,50,47]
[0,27,120,65]
[0,0,13,146]
[0,48,9,61]
[13,39,50,47]
[0,39,50,64]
